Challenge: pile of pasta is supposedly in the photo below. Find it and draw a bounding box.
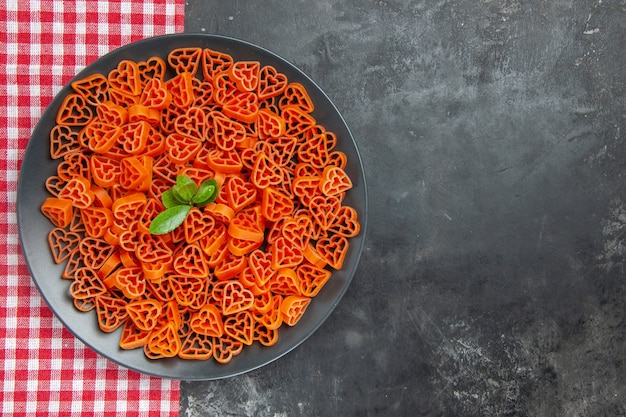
[40,47,360,363]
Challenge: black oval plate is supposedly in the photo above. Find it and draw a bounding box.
[17,33,368,380]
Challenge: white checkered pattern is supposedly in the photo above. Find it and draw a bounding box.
[0,1,183,415]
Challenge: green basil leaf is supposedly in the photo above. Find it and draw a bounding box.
[172,175,197,203]
[192,178,219,206]
[162,189,185,208]
[149,205,191,235]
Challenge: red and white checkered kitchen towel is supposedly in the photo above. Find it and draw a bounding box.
[0,1,184,416]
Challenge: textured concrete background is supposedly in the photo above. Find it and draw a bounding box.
[183,1,626,416]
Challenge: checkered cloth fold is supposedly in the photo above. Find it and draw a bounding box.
[0,1,184,416]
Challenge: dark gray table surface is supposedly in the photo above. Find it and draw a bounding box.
[182,1,626,416]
